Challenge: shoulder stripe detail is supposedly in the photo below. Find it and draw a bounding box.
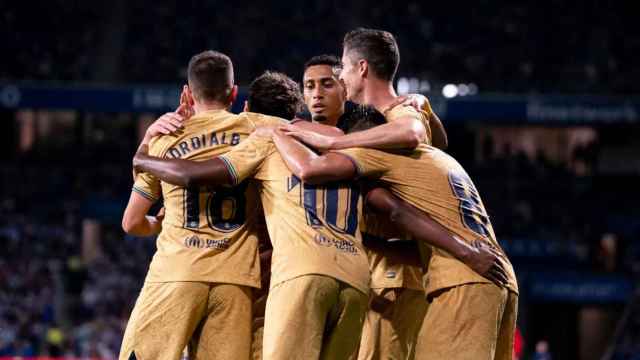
[132,186,158,202]
[218,156,239,185]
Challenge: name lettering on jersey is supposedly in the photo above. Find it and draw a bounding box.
[184,235,231,250]
[168,132,242,158]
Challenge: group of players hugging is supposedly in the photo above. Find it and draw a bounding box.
[119,28,518,360]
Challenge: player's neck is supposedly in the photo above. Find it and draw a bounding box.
[323,111,343,127]
[363,80,398,114]
[193,101,229,114]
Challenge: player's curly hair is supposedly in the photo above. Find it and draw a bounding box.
[248,71,304,120]
[343,28,399,82]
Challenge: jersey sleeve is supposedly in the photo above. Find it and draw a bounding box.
[218,134,277,185]
[334,148,392,178]
[386,105,433,146]
[250,113,289,127]
[132,138,165,202]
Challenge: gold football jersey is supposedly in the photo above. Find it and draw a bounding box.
[337,145,519,294]
[382,102,432,146]
[218,135,370,294]
[362,102,432,291]
[133,110,284,286]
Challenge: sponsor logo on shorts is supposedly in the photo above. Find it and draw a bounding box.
[184,235,231,250]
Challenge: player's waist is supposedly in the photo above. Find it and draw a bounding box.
[427,252,518,294]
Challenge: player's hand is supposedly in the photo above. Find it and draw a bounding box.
[280,125,335,152]
[460,240,510,288]
[253,125,278,138]
[156,207,166,221]
[145,112,185,139]
[176,85,195,119]
[403,94,431,113]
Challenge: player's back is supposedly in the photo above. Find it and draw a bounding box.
[218,136,371,295]
[134,109,271,287]
[341,145,518,295]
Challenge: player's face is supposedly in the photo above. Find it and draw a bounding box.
[340,50,364,104]
[303,65,346,123]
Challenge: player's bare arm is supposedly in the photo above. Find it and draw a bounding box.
[272,129,357,184]
[290,118,345,137]
[121,192,163,236]
[283,94,447,152]
[428,111,447,150]
[282,116,426,152]
[133,144,233,187]
[366,187,509,287]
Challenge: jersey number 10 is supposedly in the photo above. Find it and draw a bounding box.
[289,176,360,236]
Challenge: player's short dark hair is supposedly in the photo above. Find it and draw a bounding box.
[187,50,234,103]
[343,28,400,82]
[304,54,342,73]
[248,71,303,119]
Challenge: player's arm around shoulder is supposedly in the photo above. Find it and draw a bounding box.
[365,187,509,287]
[400,94,448,150]
[132,143,233,188]
[281,105,430,152]
[285,115,426,152]
[289,118,345,137]
[271,128,357,185]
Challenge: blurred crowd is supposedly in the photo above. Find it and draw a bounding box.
[472,142,640,276]
[0,154,153,357]
[1,0,638,94]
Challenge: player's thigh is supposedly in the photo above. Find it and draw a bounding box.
[413,294,431,358]
[263,275,339,360]
[494,292,519,360]
[358,288,427,360]
[417,283,508,360]
[251,293,268,360]
[190,283,254,360]
[119,281,209,360]
[321,283,368,360]
[357,288,387,360]
[392,288,429,360]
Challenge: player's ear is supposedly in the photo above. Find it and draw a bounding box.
[339,79,347,99]
[228,85,239,106]
[243,100,249,112]
[358,59,368,78]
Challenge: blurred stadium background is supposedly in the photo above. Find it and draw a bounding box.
[1,1,639,359]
